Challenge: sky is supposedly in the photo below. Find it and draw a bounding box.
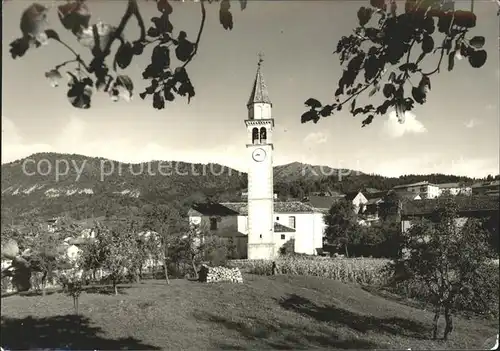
[2,0,499,178]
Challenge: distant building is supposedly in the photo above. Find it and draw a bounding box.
[401,207,498,235]
[393,181,439,199]
[437,182,472,196]
[471,180,500,196]
[344,191,368,213]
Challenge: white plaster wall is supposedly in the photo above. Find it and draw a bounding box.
[250,103,272,120]
[313,212,326,249]
[248,243,276,259]
[189,216,201,225]
[237,215,248,234]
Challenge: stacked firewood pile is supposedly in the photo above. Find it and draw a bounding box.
[198,264,243,283]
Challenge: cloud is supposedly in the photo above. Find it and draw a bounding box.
[464,118,481,128]
[2,116,53,163]
[1,116,248,171]
[382,111,427,138]
[303,132,328,144]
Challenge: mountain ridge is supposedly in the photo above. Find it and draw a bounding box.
[1,152,483,224]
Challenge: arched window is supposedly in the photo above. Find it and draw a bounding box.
[252,128,259,144]
[260,127,267,143]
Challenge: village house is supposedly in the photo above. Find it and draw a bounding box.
[437,182,472,196]
[393,181,440,199]
[471,180,500,196]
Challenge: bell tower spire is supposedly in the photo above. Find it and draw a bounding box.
[244,53,276,260]
[247,53,272,117]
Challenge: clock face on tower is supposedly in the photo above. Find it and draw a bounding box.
[252,148,266,162]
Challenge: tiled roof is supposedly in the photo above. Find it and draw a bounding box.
[437,182,462,188]
[397,191,421,200]
[364,191,388,200]
[247,61,271,106]
[308,195,344,209]
[367,198,384,205]
[471,180,500,188]
[189,201,317,217]
[274,222,295,233]
[393,181,436,189]
[402,195,499,215]
[345,191,362,202]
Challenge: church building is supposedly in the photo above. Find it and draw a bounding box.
[188,57,325,259]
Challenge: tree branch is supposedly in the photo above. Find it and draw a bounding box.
[101,0,145,59]
[51,38,90,72]
[181,0,207,69]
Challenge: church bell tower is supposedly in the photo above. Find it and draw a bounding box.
[245,54,276,260]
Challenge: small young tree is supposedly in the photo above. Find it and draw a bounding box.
[142,203,188,284]
[94,223,139,295]
[324,200,362,257]
[393,198,497,340]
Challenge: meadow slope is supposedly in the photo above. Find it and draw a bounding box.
[1,275,497,350]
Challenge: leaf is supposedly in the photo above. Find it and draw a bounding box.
[447,52,455,71]
[350,99,356,112]
[370,0,385,10]
[301,110,319,124]
[115,42,134,69]
[112,75,134,102]
[383,83,395,98]
[220,0,233,30]
[453,10,476,29]
[175,39,195,62]
[398,63,418,72]
[45,69,63,87]
[239,0,247,10]
[20,3,49,38]
[469,36,485,49]
[77,22,115,52]
[319,105,335,117]
[357,7,372,27]
[157,0,173,15]
[152,46,170,70]
[147,27,160,38]
[468,50,487,69]
[164,89,175,102]
[304,98,322,109]
[421,35,434,54]
[9,37,30,59]
[57,1,91,36]
[45,29,60,41]
[361,115,374,127]
[66,75,93,109]
[411,87,426,104]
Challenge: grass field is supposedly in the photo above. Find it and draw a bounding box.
[1,275,498,350]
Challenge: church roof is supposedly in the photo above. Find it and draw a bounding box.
[188,201,317,217]
[274,222,295,233]
[247,59,272,106]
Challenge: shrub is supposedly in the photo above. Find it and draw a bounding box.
[279,239,295,256]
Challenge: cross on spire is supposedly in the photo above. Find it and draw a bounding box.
[258,52,264,67]
[247,52,271,107]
